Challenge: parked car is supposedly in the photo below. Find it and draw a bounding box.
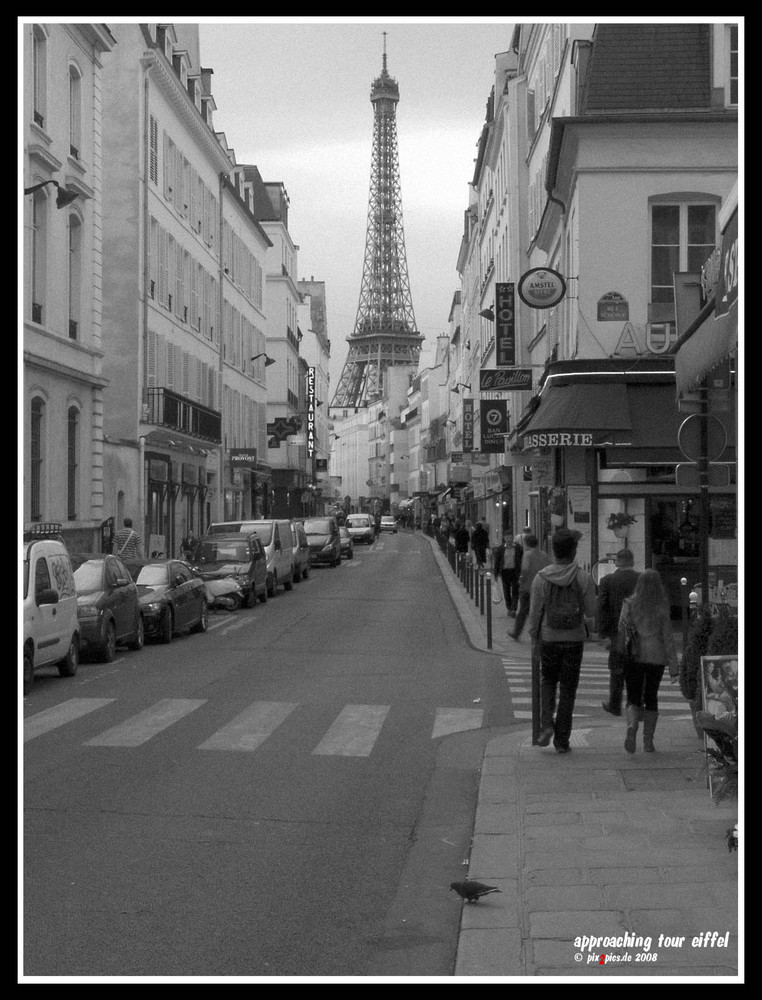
[380,515,398,534]
[209,519,294,596]
[339,525,354,559]
[124,559,209,642]
[345,513,374,544]
[23,526,80,694]
[191,534,268,607]
[70,553,144,662]
[290,521,311,581]
[302,516,342,567]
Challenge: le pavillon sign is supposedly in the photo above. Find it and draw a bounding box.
[495,282,516,366]
[517,267,566,309]
[479,368,533,392]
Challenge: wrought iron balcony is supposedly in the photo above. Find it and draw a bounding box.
[145,387,221,443]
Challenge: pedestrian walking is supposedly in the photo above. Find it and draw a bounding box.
[453,519,470,554]
[181,530,199,563]
[596,549,640,716]
[510,534,551,640]
[492,529,522,615]
[617,569,679,754]
[112,517,143,560]
[471,519,490,568]
[528,529,597,753]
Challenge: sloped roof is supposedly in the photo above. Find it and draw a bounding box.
[582,23,711,113]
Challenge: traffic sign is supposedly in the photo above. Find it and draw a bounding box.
[675,463,732,488]
[677,413,728,463]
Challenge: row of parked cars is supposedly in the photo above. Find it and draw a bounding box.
[22,513,381,695]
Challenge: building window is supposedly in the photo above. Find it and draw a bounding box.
[69,64,81,159]
[31,397,44,521]
[728,24,738,106]
[32,25,47,128]
[650,202,717,304]
[31,190,47,325]
[67,407,79,520]
[68,214,82,339]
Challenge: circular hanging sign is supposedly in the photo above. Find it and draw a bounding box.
[517,267,567,309]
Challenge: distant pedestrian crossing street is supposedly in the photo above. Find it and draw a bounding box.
[25,699,484,754]
[501,655,690,720]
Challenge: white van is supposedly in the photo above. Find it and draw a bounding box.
[23,532,80,694]
[209,519,294,596]
[345,513,374,544]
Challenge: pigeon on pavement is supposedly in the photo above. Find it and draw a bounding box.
[450,880,502,903]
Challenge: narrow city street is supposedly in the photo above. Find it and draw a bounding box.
[23,532,512,977]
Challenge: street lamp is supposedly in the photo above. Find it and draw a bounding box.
[24,179,80,209]
[451,383,471,395]
[251,353,276,367]
[479,306,495,322]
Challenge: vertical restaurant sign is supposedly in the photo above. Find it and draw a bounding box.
[480,399,508,453]
[715,209,738,318]
[495,282,516,367]
[462,398,474,453]
[307,367,316,457]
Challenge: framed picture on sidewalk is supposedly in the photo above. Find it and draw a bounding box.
[699,655,738,800]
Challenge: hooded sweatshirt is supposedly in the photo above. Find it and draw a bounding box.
[528,561,597,644]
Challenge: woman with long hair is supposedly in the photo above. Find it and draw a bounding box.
[618,569,679,753]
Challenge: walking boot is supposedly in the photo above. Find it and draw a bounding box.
[642,710,658,752]
[624,704,639,754]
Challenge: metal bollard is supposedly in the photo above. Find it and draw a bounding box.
[479,569,485,615]
[486,573,492,648]
[681,577,689,657]
[531,640,542,745]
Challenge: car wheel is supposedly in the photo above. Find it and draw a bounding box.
[258,586,268,604]
[267,574,276,597]
[348,550,353,559]
[98,621,117,663]
[24,650,34,694]
[158,607,173,644]
[191,600,209,633]
[302,566,309,579]
[284,573,293,591]
[244,586,257,608]
[293,566,301,583]
[127,613,144,651]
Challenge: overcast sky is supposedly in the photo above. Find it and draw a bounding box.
[195,17,519,390]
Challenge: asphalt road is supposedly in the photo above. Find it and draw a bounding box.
[23,530,513,979]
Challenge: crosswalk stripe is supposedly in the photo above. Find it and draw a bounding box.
[431,707,484,739]
[85,698,207,747]
[312,704,390,757]
[198,701,298,752]
[24,698,115,742]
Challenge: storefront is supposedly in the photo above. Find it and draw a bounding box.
[143,429,212,558]
[515,358,736,611]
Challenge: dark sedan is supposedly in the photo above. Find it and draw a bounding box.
[70,553,144,662]
[125,559,208,643]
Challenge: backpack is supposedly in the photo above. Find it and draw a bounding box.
[544,570,584,630]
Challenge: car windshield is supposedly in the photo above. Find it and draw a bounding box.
[347,517,369,526]
[303,519,332,534]
[382,517,394,522]
[245,524,273,544]
[197,541,251,564]
[72,560,105,593]
[135,565,169,586]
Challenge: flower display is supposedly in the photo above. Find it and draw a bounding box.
[606,511,637,531]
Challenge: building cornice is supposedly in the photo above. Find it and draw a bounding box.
[140,50,234,175]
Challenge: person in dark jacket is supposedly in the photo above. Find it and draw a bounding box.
[596,549,640,716]
[492,529,522,614]
[453,520,470,554]
[471,520,490,567]
[510,534,551,640]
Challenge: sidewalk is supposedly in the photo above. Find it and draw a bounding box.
[426,536,741,980]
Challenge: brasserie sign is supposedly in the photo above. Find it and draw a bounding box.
[522,431,593,448]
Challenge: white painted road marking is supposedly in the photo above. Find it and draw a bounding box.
[431,707,484,739]
[312,704,390,757]
[85,698,207,747]
[198,701,298,752]
[24,698,115,742]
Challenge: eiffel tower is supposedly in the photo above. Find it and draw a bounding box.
[332,35,423,408]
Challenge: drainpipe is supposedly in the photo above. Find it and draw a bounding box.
[218,171,226,522]
[140,68,151,541]
[139,435,146,539]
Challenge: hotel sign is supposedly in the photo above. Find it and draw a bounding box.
[495,282,516,367]
[480,368,532,392]
[462,398,474,453]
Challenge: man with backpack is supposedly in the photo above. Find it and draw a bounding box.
[528,528,597,753]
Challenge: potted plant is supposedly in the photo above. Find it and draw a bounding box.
[607,511,637,538]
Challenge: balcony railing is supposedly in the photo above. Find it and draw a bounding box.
[145,387,222,443]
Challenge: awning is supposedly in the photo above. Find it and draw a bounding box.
[519,383,632,448]
[519,382,683,455]
[675,305,737,396]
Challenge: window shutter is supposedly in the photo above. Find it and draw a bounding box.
[526,89,535,140]
[175,241,184,318]
[146,330,158,387]
[166,341,175,389]
[190,260,199,329]
[167,235,176,311]
[181,350,190,398]
[156,333,166,387]
[149,115,158,184]
[194,355,203,401]
[158,226,168,306]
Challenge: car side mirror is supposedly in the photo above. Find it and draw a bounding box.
[36,587,59,606]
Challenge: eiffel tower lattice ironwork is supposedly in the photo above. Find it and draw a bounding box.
[332,38,423,408]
